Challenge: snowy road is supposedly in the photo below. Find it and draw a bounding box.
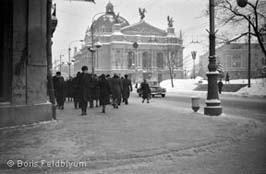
[164,91,266,123]
[0,92,265,174]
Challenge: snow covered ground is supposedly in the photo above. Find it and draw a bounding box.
[160,78,266,97]
[236,78,266,97]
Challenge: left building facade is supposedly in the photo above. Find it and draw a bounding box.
[0,0,57,128]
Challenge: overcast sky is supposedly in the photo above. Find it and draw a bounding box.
[52,0,211,69]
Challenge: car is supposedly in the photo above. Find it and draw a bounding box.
[137,81,166,98]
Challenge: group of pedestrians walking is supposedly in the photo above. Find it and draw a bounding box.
[52,66,133,115]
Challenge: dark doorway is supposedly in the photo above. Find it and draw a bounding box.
[0,0,13,102]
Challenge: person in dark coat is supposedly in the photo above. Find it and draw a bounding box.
[218,79,224,94]
[88,74,97,108]
[91,74,100,108]
[66,77,74,102]
[78,66,92,115]
[98,74,110,113]
[110,74,123,109]
[72,72,81,109]
[122,74,132,105]
[106,74,112,105]
[225,72,230,84]
[53,71,65,109]
[140,79,151,103]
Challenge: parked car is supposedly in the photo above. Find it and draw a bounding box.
[137,81,166,98]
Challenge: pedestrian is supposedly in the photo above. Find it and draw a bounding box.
[66,77,73,102]
[225,72,230,84]
[110,74,123,109]
[106,74,112,105]
[53,71,65,109]
[91,74,100,108]
[218,79,224,94]
[88,74,97,108]
[122,74,133,105]
[140,79,151,103]
[98,74,111,113]
[72,72,81,109]
[78,66,92,115]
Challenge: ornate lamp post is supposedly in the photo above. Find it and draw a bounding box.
[204,0,222,116]
[191,51,197,79]
[133,42,139,82]
[236,0,248,7]
[90,12,105,74]
[59,54,64,72]
[95,41,102,71]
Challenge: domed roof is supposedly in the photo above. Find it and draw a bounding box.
[88,2,129,34]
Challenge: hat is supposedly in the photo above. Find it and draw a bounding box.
[81,66,88,71]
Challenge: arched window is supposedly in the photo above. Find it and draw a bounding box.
[156,53,164,68]
[127,51,135,69]
[142,52,151,69]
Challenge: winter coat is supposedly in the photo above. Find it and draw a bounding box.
[99,78,110,105]
[72,75,80,99]
[140,82,151,99]
[53,76,65,100]
[91,77,99,100]
[78,72,92,101]
[122,78,132,99]
[110,77,123,100]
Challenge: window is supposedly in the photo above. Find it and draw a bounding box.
[142,52,151,69]
[231,44,241,49]
[232,54,241,68]
[156,53,164,68]
[127,51,135,69]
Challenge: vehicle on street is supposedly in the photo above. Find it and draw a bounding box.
[137,81,166,98]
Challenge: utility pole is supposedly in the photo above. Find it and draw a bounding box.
[248,15,251,88]
[191,51,197,79]
[68,47,71,78]
[59,54,63,72]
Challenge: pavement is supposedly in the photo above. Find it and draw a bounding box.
[0,93,265,174]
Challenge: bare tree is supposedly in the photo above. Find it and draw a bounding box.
[208,0,266,62]
[166,51,180,87]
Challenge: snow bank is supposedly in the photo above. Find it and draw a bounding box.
[235,79,266,97]
[160,79,199,92]
[160,78,266,97]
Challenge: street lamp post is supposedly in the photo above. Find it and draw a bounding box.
[59,54,64,72]
[133,42,139,82]
[68,40,84,78]
[95,41,102,71]
[204,0,222,116]
[90,12,105,74]
[191,51,197,79]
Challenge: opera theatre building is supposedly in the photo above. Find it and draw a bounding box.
[74,2,184,82]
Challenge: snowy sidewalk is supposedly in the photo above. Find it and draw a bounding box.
[0,96,265,173]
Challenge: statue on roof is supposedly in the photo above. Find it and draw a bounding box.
[106,1,114,14]
[167,16,174,28]
[139,8,146,20]
[114,12,120,23]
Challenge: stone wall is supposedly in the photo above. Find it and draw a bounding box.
[0,0,53,128]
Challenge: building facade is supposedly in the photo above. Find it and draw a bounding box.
[74,2,184,82]
[199,42,266,79]
[0,0,57,127]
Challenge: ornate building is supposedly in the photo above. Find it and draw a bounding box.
[74,2,184,82]
[199,42,266,79]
